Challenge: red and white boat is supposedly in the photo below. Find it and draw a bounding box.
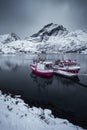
[30,60,53,77]
[53,59,80,77]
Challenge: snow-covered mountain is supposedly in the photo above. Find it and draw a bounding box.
[0,40,38,54]
[0,33,38,54]
[0,23,87,54]
[0,33,20,44]
[30,23,68,42]
[29,23,87,53]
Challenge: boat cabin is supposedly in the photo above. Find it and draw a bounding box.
[55,59,77,67]
[62,61,77,66]
[37,61,53,70]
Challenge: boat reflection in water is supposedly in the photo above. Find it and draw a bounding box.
[30,72,87,128]
[30,72,53,89]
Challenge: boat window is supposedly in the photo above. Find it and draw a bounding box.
[55,59,61,65]
[64,63,77,66]
[45,64,52,69]
[59,62,63,67]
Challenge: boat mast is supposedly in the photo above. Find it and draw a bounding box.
[61,52,64,61]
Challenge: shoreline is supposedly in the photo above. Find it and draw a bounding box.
[0,91,84,130]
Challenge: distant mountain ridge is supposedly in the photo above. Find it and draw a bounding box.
[0,23,87,54]
[0,33,20,44]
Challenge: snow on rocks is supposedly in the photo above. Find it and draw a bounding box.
[0,91,84,130]
[0,40,39,54]
[0,33,20,44]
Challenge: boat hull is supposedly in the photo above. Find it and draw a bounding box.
[30,65,53,77]
[53,67,80,77]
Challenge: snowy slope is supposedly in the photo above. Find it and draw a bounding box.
[0,40,39,54]
[0,23,87,54]
[0,33,20,44]
[39,30,87,53]
[30,23,68,42]
[29,24,87,53]
[0,91,84,130]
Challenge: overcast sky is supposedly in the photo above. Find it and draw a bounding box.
[0,0,87,38]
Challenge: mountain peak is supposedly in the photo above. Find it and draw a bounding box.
[0,33,20,44]
[10,33,20,40]
[43,23,67,31]
[30,23,68,42]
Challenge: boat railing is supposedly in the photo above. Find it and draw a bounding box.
[33,59,44,64]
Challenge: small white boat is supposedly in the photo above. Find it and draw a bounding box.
[53,59,80,77]
[30,60,53,77]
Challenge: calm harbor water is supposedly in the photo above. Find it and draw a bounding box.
[0,53,87,128]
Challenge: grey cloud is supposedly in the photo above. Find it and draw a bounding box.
[0,0,87,37]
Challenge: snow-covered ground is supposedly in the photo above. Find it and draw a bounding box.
[0,91,84,130]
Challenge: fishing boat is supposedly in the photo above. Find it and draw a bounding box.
[30,59,53,77]
[53,59,80,77]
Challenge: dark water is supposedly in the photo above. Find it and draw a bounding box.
[0,53,87,128]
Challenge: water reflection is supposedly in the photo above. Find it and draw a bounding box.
[29,71,87,128]
[0,54,36,71]
[0,60,19,71]
[0,54,87,128]
[30,72,53,89]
